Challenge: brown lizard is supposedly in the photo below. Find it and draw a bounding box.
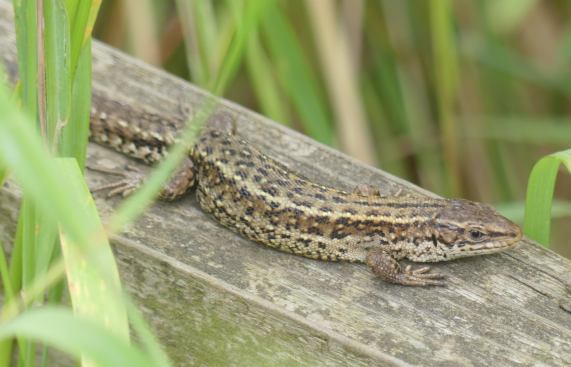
[90,97,522,286]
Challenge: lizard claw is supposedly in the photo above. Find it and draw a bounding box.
[402,265,446,286]
[404,265,429,275]
[88,164,145,197]
[103,179,143,197]
[91,177,144,197]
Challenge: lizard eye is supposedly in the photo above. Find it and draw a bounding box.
[468,229,485,242]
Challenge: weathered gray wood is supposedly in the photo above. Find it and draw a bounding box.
[1,2,571,365]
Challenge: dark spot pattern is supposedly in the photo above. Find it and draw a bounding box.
[262,186,278,196]
[293,187,304,194]
[331,230,349,240]
[335,218,349,225]
[257,167,268,176]
[332,196,347,204]
[185,127,514,271]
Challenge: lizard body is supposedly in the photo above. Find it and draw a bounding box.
[90,101,522,286]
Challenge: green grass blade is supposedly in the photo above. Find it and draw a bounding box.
[0,76,121,320]
[16,196,57,367]
[212,0,266,95]
[44,0,71,148]
[65,0,101,77]
[57,159,129,341]
[32,214,58,286]
[12,0,38,118]
[40,264,65,367]
[175,0,216,86]
[60,38,92,166]
[0,67,6,187]
[8,212,23,299]
[0,88,89,248]
[61,0,98,164]
[0,307,154,367]
[0,242,14,366]
[0,72,171,367]
[0,242,14,305]
[19,199,37,290]
[429,0,460,196]
[524,149,571,246]
[261,1,333,145]
[245,33,290,125]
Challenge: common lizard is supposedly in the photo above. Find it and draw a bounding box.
[90,97,522,286]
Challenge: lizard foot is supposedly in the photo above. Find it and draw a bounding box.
[352,184,382,197]
[351,184,405,199]
[89,164,145,197]
[88,156,196,201]
[366,248,446,286]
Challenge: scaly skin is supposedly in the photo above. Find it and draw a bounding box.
[90,105,523,286]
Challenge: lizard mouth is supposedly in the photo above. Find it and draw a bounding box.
[451,231,522,258]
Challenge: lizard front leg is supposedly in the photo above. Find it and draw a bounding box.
[158,157,197,200]
[91,155,197,201]
[365,248,446,286]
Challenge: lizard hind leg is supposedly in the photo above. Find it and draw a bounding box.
[365,248,446,286]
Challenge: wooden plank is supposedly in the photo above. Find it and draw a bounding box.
[1,2,571,365]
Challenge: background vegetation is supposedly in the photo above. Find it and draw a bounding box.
[93,0,571,256]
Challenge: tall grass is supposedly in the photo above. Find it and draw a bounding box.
[0,0,173,366]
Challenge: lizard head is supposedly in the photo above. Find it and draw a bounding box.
[428,198,522,260]
[408,198,522,262]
